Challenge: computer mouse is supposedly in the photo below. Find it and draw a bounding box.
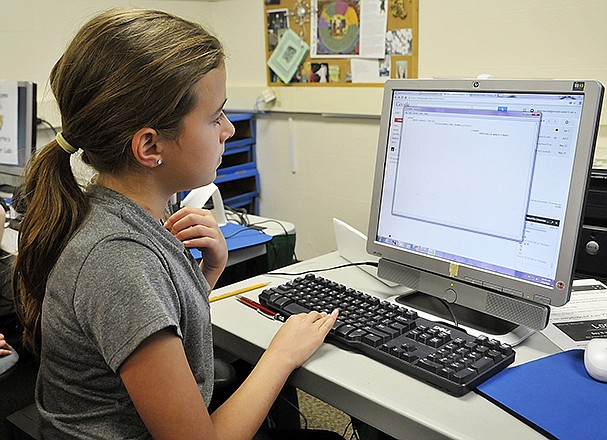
[584,338,607,382]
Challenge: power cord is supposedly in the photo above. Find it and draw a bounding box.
[36,117,58,135]
[225,206,250,227]
[248,218,298,263]
[342,420,360,440]
[224,206,299,264]
[277,393,309,429]
[269,261,378,277]
[437,298,459,327]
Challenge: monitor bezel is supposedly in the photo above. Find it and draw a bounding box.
[367,79,604,317]
[0,81,37,189]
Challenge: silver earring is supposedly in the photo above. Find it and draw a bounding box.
[156,159,163,166]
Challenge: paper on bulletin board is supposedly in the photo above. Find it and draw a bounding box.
[351,58,389,83]
[0,81,19,165]
[311,0,386,59]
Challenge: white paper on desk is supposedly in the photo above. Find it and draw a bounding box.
[541,279,607,350]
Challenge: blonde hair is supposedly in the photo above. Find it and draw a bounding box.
[13,8,225,354]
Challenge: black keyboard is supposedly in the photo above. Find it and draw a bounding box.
[259,274,515,396]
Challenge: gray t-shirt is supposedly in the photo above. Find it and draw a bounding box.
[36,185,214,439]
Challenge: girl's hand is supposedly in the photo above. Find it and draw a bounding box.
[164,207,228,288]
[266,309,339,370]
[0,333,12,356]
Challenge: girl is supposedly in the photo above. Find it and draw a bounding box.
[13,9,338,439]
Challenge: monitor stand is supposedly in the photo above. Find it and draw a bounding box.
[394,291,537,347]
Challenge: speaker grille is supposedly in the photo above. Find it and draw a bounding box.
[378,259,420,290]
[486,293,548,330]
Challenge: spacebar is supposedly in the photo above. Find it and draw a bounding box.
[282,303,311,315]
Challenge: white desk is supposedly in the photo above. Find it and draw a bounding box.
[210,252,559,440]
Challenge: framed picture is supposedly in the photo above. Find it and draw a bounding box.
[267,28,309,84]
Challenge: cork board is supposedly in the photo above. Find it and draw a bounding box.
[264,0,418,86]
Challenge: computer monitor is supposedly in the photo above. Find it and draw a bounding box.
[367,79,604,343]
[0,81,37,191]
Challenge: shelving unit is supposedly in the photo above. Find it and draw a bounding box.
[216,113,259,214]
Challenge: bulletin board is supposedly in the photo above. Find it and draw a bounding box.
[264,0,418,86]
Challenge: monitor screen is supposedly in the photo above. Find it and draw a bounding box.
[0,81,37,191]
[367,79,603,331]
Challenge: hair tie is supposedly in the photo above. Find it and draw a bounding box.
[56,132,78,155]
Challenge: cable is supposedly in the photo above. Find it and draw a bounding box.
[345,420,361,440]
[222,226,264,240]
[248,218,298,263]
[342,421,353,439]
[276,394,309,429]
[225,205,250,226]
[253,95,266,114]
[36,117,58,135]
[224,208,299,264]
[437,298,459,327]
[269,261,378,277]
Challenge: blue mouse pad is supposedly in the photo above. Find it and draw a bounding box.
[476,349,607,439]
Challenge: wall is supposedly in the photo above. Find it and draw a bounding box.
[221,0,607,260]
[3,0,607,261]
[0,0,220,126]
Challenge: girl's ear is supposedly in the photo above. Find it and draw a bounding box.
[131,127,163,168]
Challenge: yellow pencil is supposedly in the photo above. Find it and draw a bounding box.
[209,282,270,303]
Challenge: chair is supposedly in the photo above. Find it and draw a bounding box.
[1,350,38,440]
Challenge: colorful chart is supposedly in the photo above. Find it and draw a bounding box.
[316,1,360,56]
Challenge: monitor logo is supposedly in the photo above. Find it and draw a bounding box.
[573,82,585,91]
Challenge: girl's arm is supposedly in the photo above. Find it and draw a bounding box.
[120,309,338,440]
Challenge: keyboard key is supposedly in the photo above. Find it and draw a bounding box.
[400,342,416,352]
[376,324,400,339]
[486,349,503,362]
[363,333,383,347]
[400,352,419,363]
[453,368,476,384]
[499,343,513,356]
[331,320,346,332]
[363,326,391,343]
[452,337,466,347]
[345,329,368,342]
[427,337,443,348]
[471,357,494,374]
[283,302,311,315]
[335,324,357,338]
[390,346,404,358]
[438,367,456,379]
[418,358,441,373]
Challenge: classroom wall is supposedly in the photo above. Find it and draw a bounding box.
[221,0,607,261]
[2,0,607,262]
[0,0,224,125]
